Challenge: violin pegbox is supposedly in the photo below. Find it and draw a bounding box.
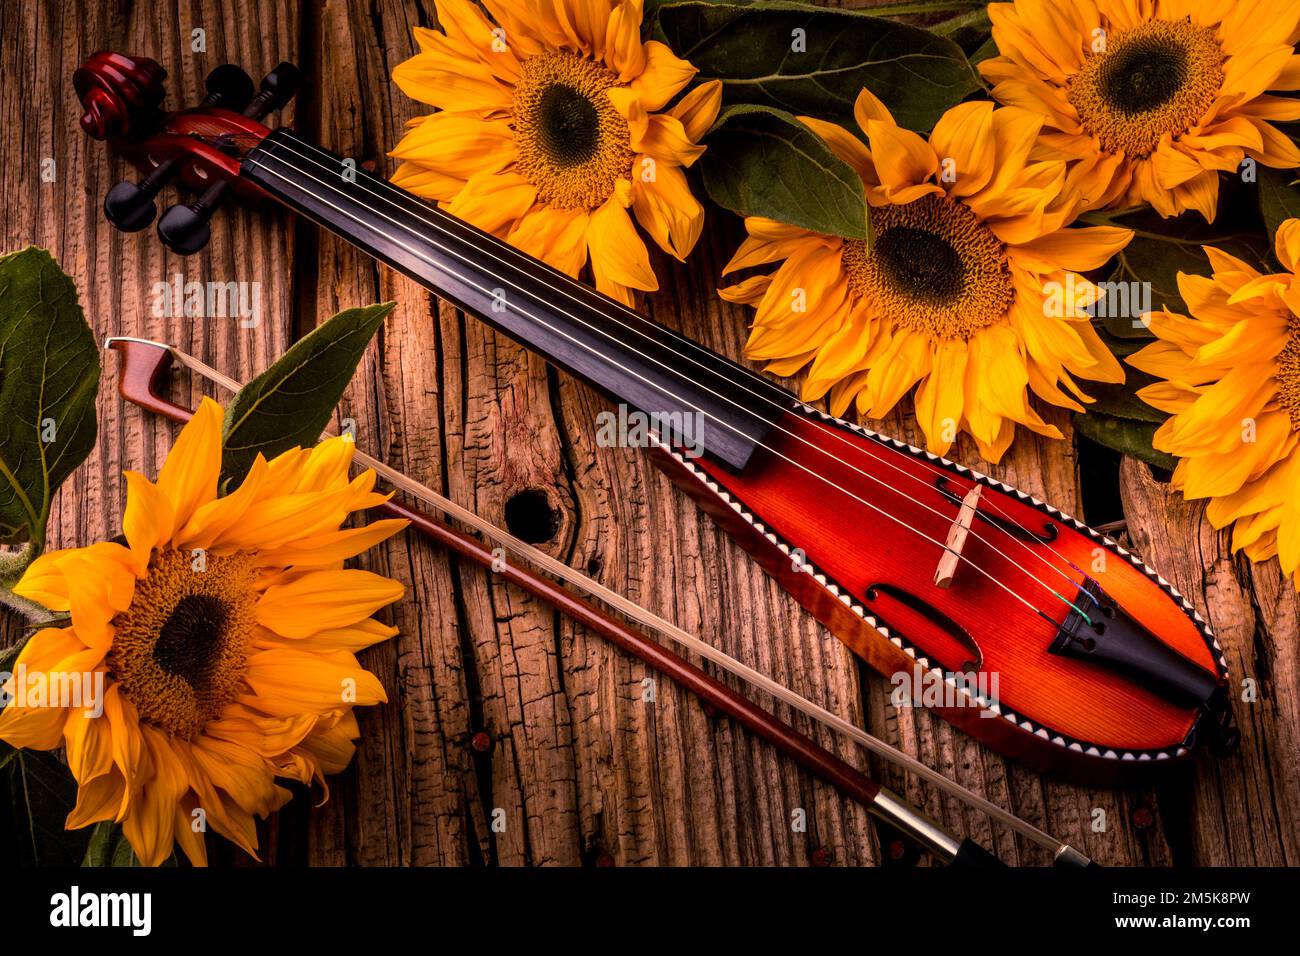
[74,51,302,254]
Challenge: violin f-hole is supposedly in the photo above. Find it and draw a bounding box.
[864,582,984,674]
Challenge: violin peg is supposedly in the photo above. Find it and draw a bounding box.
[104,155,183,232]
[104,178,162,232]
[204,64,255,112]
[245,62,301,120]
[157,181,228,255]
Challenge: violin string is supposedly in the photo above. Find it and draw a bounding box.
[247,141,1089,620]
[260,138,1098,601]
[268,136,1096,600]
[160,340,1077,859]
[245,145,1090,623]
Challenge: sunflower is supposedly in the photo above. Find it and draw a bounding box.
[0,399,408,865]
[980,0,1300,221]
[388,0,722,305]
[718,90,1133,463]
[1130,219,1300,588]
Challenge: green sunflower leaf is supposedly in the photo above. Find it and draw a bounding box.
[82,820,178,866]
[219,301,395,488]
[701,104,868,239]
[1258,165,1300,246]
[1092,203,1270,339]
[1074,412,1178,472]
[0,248,100,564]
[0,745,89,867]
[656,0,982,132]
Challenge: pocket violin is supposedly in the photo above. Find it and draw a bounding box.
[75,52,1239,782]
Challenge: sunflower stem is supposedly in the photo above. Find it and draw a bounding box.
[870,0,986,14]
[929,6,992,37]
[0,586,56,626]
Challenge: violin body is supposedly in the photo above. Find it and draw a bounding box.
[656,407,1233,779]
[75,51,1238,783]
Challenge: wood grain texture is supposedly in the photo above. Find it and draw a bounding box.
[0,0,1294,867]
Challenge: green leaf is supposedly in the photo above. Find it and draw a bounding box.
[82,820,175,866]
[82,820,116,866]
[702,104,868,238]
[1258,165,1300,247]
[1096,204,1270,338]
[1074,412,1178,472]
[1,746,89,866]
[220,302,395,487]
[657,1,981,132]
[0,248,100,556]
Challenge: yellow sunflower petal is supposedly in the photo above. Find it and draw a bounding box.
[254,617,400,653]
[863,118,938,195]
[155,397,223,532]
[588,193,658,300]
[928,101,996,198]
[10,548,74,612]
[507,204,591,277]
[631,161,704,260]
[257,569,405,638]
[121,727,188,867]
[389,112,518,180]
[1274,218,1300,273]
[392,47,513,112]
[122,471,176,575]
[914,339,969,456]
[625,40,697,111]
[434,0,523,82]
[604,0,646,80]
[670,79,723,142]
[244,648,389,714]
[252,518,410,569]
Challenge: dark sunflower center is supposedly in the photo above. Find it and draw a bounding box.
[1097,36,1189,114]
[153,593,229,686]
[1067,18,1224,157]
[536,83,601,166]
[872,227,967,307]
[109,549,256,738]
[842,194,1013,341]
[512,51,634,209]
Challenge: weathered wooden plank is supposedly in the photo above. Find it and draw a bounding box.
[1121,457,1300,866]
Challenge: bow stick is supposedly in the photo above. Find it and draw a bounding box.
[106,335,1093,868]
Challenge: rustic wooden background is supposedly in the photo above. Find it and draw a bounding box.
[1,0,1296,867]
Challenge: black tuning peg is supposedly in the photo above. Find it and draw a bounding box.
[157,181,229,255]
[243,62,301,120]
[204,64,256,113]
[104,159,177,232]
[146,61,302,252]
[103,65,256,233]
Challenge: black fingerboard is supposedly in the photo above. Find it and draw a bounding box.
[242,128,792,471]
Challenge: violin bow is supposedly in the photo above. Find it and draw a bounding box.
[106,335,1093,868]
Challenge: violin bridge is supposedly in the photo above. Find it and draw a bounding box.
[934,483,983,589]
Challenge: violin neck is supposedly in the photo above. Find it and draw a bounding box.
[241,128,791,471]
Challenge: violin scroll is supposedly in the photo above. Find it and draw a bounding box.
[75,52,302,254]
